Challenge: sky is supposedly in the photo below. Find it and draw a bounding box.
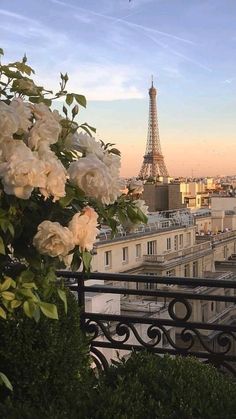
[0,0,236,177]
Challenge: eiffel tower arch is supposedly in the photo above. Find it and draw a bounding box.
[139,79,169,180]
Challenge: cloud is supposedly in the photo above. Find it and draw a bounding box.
[35,62,144,101]
[0,8,68,47]
[222,78,235,84]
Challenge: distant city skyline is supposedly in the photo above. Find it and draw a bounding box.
[1,0,236,177]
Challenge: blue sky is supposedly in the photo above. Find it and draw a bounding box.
[1,0,236,177]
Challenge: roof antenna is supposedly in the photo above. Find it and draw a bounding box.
[151,74,154,87]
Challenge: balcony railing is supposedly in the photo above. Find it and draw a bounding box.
[143,242,211,263]
[58,271,236,377]
[196,230,236,244]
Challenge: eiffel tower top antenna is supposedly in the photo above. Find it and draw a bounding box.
[139,78,169,180]
[151,74,153,87]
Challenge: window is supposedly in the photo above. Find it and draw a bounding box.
[224,246,227,259]
[166,269,175,277]
[211,302,214,311]
[145,282,155,290]
[179,234,183,249]
[174,235,178,251]
[187,232,191,246]
[225,290,231,307]
[122,247,128,263]
[167,237,171,251]
[193,261,198,277]
[135,244,141,259]
[147,240,156,255]
[184,264,190,277]
[104,251,112,267]
[202,304,207,322]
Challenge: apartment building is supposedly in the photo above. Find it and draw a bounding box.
[87,209,236,364]
[92,223,214,278]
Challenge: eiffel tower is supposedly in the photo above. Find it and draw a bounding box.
[139,78,169,179]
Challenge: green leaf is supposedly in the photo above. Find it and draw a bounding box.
[57,289,67,314]
[0,236,5,255]
[0,48,4,56]
[108,218,118,233]
[109,148,121,156]
[0,209,7,217]
[59,185,76,208]
[80,122,96,133]
[42,98,52,106]
[10,299,22,309]
[32,305,40,322]
[71,251,82,271]
[74,94,86,108]
[79,124,92,136]
[20,269,35,282]
[18,288,35,299]
[39,302,58,319]
[0,218,9,233]
[45,267,57,282]
[127,206,139,222]
[28,96,41,103]
[0,277,12,292]
[23,300,34,318]
[22,282,38,289]
[8,222,14,237]
[117,209,127,224]
[1,291,15,301]
[82,251,92,271]
[62,105,68,116]
[0,306,6,319]
[66,93,74,106]
[0,372,13,391]
[136,208,148,224]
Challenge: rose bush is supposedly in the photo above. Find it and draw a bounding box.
[0,48,148,332]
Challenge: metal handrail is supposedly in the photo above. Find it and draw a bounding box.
[58,270,236,375]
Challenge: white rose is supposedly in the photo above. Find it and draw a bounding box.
[65,132,103,158]
[102,151,121,177]
[37,145,67,202]
[28,118,61,150]
[0,138,31,162]
[69,207,99,251]
[33,220,74,258]
[10,98,32,133]
[0,149,47,199]
[68,155,122,204]
[129,178,144,195]
[52,109,63,122]
[40,159,67,202]
[133,199,149,216]
[0,102,20,139]
[31,103,53,120]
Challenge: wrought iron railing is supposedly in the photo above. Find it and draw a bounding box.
[58,271,236,376]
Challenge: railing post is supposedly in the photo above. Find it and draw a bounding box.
[78,273,85,330]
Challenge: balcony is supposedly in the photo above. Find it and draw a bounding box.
[196,230,236,244]
[143,241,212,263]
[58,271,236,377]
